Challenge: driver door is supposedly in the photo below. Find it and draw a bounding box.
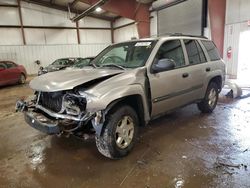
[148,39,192,117]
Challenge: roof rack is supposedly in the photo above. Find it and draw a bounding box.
[158,32,208,39]
[169,33,208,39]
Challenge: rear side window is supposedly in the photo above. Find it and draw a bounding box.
[201,40,221,61]
[184,40,206,65]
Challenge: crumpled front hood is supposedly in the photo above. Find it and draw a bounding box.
[30,68,123,92]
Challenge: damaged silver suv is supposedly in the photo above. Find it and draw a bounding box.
[16,35,225,159]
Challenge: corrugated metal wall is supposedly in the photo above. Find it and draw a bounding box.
[0,44,109,74]
[0,1,111,74]
[224,0,250,79]
[113,18,138,43]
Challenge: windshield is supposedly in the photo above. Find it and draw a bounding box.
[51,59,74,66]
[91,40,157,69]
[72,58,92,68]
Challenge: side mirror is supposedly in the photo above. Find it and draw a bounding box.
[152,58,176,73]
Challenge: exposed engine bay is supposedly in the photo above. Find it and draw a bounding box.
[16,90,103,138]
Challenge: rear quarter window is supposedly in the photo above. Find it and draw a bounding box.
[201,40,221,61]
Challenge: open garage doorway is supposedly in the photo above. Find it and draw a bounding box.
[238,29,250,87]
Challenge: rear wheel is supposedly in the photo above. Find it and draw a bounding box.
[19,74,26,84]
[95,105,138,159]
[197,82,219,113]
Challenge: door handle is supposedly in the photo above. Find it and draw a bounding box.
[182,73,189,78]
[206,67,211,72]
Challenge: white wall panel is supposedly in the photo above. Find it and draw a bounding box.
[24,29,78,45]
[0,28,22,45]
[21,1,75,27]
[0,0,17,5]
[44,29,78,44]
[226,0,250,24]
[80,30,111,44]
[113,18,134,28]
[78,17,110,28]
[21,2,44,26]
[224,0,250,78]
[25,29,46,45]
[150,11,157,37]
[223,22,249,79]
[0,7,20,25]
[114,24,138,43]
[0,44,108,74]
[42,9,74,27]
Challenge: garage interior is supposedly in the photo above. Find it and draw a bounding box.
[0,0,250,187]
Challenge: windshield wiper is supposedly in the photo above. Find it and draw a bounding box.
[100,63,126,70]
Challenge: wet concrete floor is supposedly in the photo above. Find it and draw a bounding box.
[0,79,250,188]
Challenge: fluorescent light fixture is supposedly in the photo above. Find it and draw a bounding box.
[95,7,102,12]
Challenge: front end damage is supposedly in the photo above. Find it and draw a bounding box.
[16,91,105,137]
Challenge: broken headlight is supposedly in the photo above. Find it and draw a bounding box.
[63,94,86,116]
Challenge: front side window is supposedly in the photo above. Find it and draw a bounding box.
[201,40,221,61]
[6,62,16,69]
[184,40,206,65]
[155,40,185,68]
[91,41,157,69]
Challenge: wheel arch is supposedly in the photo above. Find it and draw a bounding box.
[105,94,146,127]
[208,75,222,91]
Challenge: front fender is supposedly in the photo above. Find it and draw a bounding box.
[86,84,150,122]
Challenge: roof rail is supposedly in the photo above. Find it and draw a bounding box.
[169,33,208,39]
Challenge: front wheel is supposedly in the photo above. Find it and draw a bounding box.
[95,105,139,159]
[197,82,219,113]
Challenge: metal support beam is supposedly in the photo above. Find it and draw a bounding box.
[135,3,150,38]
[0,25,110,30]
[110,21,114,43]
[71,0,108,22]
[0,4,18,8]
[17,0,26,45]
[76,21,81,44]
[70,0,80,8]
[79,0,150,38]
[21,0,113,21]
[208,0,226,56]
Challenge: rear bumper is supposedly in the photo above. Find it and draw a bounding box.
[24,111,60,134]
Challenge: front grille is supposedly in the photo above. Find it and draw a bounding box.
[39,92,63,113]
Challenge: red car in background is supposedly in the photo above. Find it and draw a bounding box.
[0,61,27,87]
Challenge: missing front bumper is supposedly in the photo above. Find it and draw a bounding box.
[16,99,100,135]
[24,111,60,134]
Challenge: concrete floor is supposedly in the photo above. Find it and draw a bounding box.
[0,79,250,188]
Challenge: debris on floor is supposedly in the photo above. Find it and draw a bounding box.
[215,157,248,176]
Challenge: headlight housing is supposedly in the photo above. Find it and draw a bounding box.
[62,94,86,116]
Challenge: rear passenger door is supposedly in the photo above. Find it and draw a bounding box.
[182,39,208,100]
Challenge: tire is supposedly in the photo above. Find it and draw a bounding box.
[95,105,139,159]
[197,82,219,113]
[19,74,26,84]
